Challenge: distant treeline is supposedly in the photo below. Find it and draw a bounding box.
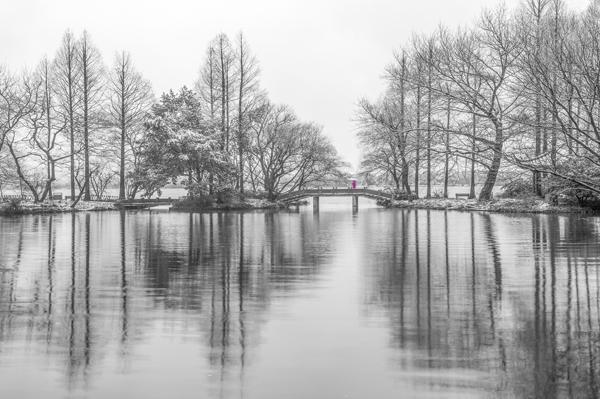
[0,31,344,202]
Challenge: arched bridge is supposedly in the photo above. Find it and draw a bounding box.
[279,188,394,212]
[114,198,176,209]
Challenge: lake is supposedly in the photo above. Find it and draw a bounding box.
[0,198,599,398]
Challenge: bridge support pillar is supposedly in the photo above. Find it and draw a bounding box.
[352,195,358,212]
[313,196,319,213]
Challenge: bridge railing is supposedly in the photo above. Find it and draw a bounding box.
[279,187,394,201]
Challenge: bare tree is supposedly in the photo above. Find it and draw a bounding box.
[469,113,477,198]
[420,39,435,198]
[53,30,80,200]
[248,101,341,199]
[199,34,237,192]
[89,162,117,198]
[197,45,218,121]
[518,0,551,196]
[443,91,451,198]
[358,98,404,190]
[0,67,38,163]
[214,34,235,152]
[397,52,412,194]
[108,51,153,199]
[235,32,260,194]
[4,71,44,201]
[512,1,600,194]
[359,0,600,201]
[29,58,71,201]
[432,8,521,200]
[78,31,105,201]
[197,44,219,194]
[413,60,423,198]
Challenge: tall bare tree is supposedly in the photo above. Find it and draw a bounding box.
[413,60,423,198]
[53,30,80,200]
[78,31,104,201]
[425,41,434,198]
[214,34,235,152]
[443,91,451,198]
[522,0,551,196]
[235,32,260,194]
[108,51,153,199]
[397,52,411,194]
[197,44,220,194]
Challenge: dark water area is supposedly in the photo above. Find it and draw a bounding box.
[1,204,600,398]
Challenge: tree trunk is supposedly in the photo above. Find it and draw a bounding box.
[40,161,57,202]
[401,158,411,195]
[478,119,503,201]
[426,47,432,199]
[69,75,75,201]
[119,117,126,199]
[238,46,245,195]
[44,62,54,200]
[119,60,126,200]
[533,93,542,196]
[398,53,411,196]
[220,38,227,152]
[83,42,91,202]
[7,143,40,203]
[414,79,421,199]
[469,114,476,199]
[443,96,450,198]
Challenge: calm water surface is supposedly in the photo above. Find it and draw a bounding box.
[1,199,600,398]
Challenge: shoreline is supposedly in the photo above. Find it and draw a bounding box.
[0,201,117,216]
[383,198,599,215]
[1,197,597,216]
[0,198,299,216]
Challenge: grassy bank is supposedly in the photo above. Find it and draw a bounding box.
[384,197,599,214]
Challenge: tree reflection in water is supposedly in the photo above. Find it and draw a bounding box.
[363,210,600,398]
[0,209,599,398]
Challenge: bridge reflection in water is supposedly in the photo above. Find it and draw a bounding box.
[0,209,599,398]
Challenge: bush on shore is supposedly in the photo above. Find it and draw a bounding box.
[544,176,600,210]
[0,198,24,215]
[497,178,534,199]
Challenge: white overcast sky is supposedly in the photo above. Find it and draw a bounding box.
[0,0,591,169]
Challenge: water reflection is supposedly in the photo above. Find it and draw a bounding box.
[362,210,600,398]
[0,209,599,398]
